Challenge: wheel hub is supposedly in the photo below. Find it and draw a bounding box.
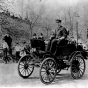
[24,64,29,69]
[72,60,80,73]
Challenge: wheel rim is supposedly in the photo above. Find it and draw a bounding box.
[40,58,57,84]
[71,55,85,78]
[18,56,34,78]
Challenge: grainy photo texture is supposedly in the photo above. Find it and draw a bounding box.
[0,0,88,88]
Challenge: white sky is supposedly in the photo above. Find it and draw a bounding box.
[4,0,88,17]
[46,0,79,6]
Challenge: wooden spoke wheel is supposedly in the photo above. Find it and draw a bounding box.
[18,55,34,79]
[71,54,86,79]
[40,57,57,84]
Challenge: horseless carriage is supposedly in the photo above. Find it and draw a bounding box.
[18,32,88,84]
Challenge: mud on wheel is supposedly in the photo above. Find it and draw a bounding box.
[18,55,34,79]
[71,54,86,79]
[40,57,57,84]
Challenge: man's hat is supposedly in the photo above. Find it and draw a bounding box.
[55,19,62,23]
[40,33,43,35]
[33,33,36,36]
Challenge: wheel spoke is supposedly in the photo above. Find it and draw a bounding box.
[41,72,47,77]
[41,70,46,72]
[50,63,55,69]
[26,57,30,64]
[28,67,32,72]
[77,71,80,78]
[19,63,24,66]
[45,61,48,67]
[73,72,77,77]
[28,65,34,68]
[25,57,27,64]
[20,68,25,74]
[72,68,77,73]
[19,66,24,69]
[42,65,47,70]
[25,69,26,76]
[78,58,83,62]
[49,73,53,80]
[47,74,51,82]
[41,69,46,72]
[79,69,83,75]
[80,67,84,72]
[79,64,84,68]
[26,68,30,75]
[42,73,47,81]
[79,61,84,65]
[50,69,55,72]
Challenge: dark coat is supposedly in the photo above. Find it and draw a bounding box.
[3,35,12,47]
[55,26,68,38]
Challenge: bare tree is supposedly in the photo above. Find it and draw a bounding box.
[63,9,67,28]
[41,17,52,38]
[24,3,45,37]
[67,7,74,38]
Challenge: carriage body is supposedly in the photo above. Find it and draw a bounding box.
[18,37,87,84]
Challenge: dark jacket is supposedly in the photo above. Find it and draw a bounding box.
[3,35,12,47]
[55,26,68,38]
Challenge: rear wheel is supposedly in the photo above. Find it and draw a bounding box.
[18,55,34,78]
[71,54,86,79]
[40,57,57,84]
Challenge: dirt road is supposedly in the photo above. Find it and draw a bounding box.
[0,60,88,88]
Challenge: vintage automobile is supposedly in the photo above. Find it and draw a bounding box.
[18,33,87,84]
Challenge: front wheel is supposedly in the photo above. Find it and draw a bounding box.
[40,57,57,84]
[18,55,34,79]
[71,54,86,79]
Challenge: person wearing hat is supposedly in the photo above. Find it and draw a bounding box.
[32,33,37,39]
[3,33,12,55]
[46,30,56,51]
[49,19,68,54]
[38,33,44,40]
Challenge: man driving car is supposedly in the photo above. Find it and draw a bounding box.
[49,19,68,54]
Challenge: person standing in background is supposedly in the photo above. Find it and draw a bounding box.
[3,34,12,55]
[2,39,8,63]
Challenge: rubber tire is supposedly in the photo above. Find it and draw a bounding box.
[40,57,57,84]
[18,55,34,79]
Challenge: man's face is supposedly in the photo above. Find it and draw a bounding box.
[6,34,9,36]
[57,22,61,26]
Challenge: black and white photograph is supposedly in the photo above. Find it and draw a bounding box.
[0,0,88,88]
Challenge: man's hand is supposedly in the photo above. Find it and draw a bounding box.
[59,36,65,40]
[56,36,65,40]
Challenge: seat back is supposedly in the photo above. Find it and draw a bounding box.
[30,39,39,48]
[30,39,45,51]
[57,39,68,47]
[55,39,69,56]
